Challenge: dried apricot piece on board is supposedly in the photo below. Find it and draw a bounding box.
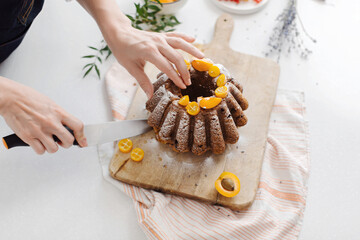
[131,148,144,162]
[118,139,133,153]
[215,172,241,198]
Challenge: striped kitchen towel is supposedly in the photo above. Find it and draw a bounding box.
[98,62,310,240]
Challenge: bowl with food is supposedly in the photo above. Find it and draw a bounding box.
[212,0,270,15]
[150,0,188,15]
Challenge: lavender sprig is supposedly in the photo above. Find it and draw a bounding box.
[266,0,316,61]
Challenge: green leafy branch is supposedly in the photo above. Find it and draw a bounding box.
[82,42,112,78]
[82,0,181,79]
[127,0,180,32]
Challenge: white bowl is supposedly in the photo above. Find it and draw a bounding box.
[211,0,270,15]
[150,0,188,15]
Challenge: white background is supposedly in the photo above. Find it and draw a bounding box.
[0,0,359,239]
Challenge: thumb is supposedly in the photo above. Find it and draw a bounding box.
[62,114,87,147]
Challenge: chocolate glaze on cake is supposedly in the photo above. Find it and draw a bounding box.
[146,62,248,155]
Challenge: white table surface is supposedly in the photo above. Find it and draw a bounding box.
[0,0,359,239]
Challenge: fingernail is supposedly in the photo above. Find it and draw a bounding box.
[81,138,88,147]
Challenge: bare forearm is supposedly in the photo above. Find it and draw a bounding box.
[76,0,132,41]
[0,77,12,116]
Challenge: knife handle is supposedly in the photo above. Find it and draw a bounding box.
[2,126,79,149]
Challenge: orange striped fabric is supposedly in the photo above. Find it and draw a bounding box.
[99,63,310,240]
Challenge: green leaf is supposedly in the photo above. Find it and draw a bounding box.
[88,46,98,51]
[82,55,95,58]
[148,5,160,11]
[105,50,112,60]
[170,15,180,24]
[83,65,93,78]
[100,46,109,55]
[135,3,141,14]
[135,25,143,30]
[153,0,163,6]
[97,57,102,64]
[126,14,135,22]
[82,63,93,70]
[94,64,100,79]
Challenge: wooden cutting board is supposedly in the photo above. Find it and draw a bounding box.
[109,14,280,210]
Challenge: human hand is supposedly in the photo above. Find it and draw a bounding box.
[0,77,87,154]
[105,27,204,98]
[78,0,204,98]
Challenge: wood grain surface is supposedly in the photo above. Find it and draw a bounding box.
[109,14,280,210]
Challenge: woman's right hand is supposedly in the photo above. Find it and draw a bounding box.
[0,77,87,154]
[77,0,205,99]
[105,27,204,99]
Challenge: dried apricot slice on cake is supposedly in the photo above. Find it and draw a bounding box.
[179,95,190,106]
[215,86,228,98]
[208,65,221,78]
[199,97,222,109]
[216,74,227,87]
[191,59,213,72]
[186,101,200,116]
[184,59,191,70]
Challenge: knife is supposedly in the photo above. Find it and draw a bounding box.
[2,119,151,149]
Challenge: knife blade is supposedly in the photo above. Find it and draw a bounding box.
[2,119,151,149]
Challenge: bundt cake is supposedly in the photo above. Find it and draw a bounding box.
[146,58,248,155]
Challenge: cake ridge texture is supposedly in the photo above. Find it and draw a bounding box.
[146,60,249,155]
